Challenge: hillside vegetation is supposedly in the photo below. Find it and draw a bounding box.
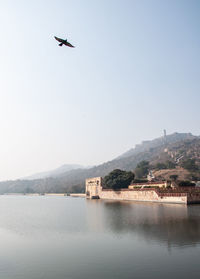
[0,132,199,194]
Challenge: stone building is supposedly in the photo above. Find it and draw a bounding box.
[85,176,200,204]
[85,177,102,199]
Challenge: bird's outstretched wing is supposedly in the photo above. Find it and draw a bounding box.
[65,42,75,48]
[54,36,64,43]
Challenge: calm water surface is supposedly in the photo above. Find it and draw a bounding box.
[0,195,200,279]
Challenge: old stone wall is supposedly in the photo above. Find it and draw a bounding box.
[100,189,188,204]
[85,177,200,204]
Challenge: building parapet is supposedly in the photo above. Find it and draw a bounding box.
[129,181,171,189]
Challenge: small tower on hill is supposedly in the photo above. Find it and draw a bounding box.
[163,129,167,144]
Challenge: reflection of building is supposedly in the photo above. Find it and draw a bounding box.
[85,177,200,204]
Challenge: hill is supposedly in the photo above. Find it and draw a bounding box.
[0,132,199,194]
[152,168,190,181]
[23,164,86,180]
[118,132,195,159]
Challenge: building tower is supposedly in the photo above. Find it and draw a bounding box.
[85,177,102,199]
[163,129,167,144]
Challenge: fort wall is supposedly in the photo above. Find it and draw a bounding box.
[85,177,200,204]
[100,189,188,204]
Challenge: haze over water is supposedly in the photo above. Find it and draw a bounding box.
[0,195,200,279]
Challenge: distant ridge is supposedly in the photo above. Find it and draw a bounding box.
[0,132,199,194]
[117,133,195,159]
[23,164,85,180]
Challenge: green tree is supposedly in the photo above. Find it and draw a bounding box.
[132,179,148,183]
[166,161,176,169]
[103,169,135,190]
[169,174,178,181]
[155,162,167,170]
[181,159,198,171]
[134,161,149,178]
[154,161,176,170]
[178,180,196,187]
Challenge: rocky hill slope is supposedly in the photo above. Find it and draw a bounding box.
[0,132,199,194]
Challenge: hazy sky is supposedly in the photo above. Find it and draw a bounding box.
[0,0,199,180]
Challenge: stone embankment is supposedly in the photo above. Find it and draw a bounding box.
[100,188,200,204]
[85,177,200,204]
[100,188,187,204]
[70,193,86,198]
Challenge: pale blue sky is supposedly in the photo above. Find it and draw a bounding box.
[0,0,199,180]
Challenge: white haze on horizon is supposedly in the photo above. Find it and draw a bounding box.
[0,0,199,180]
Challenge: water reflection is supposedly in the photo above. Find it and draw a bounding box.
[0,196,200,248]
[0,196,88,237]
[86,200,200,247]
[0,196,199,279]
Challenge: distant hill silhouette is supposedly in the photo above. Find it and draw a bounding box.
[23,164,86,180]
[0,132,199,194]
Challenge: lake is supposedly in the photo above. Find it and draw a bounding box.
[0,195,200,279]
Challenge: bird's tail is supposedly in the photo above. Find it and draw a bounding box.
[59,43,63,46]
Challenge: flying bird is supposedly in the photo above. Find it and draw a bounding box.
[54,36,75,48]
